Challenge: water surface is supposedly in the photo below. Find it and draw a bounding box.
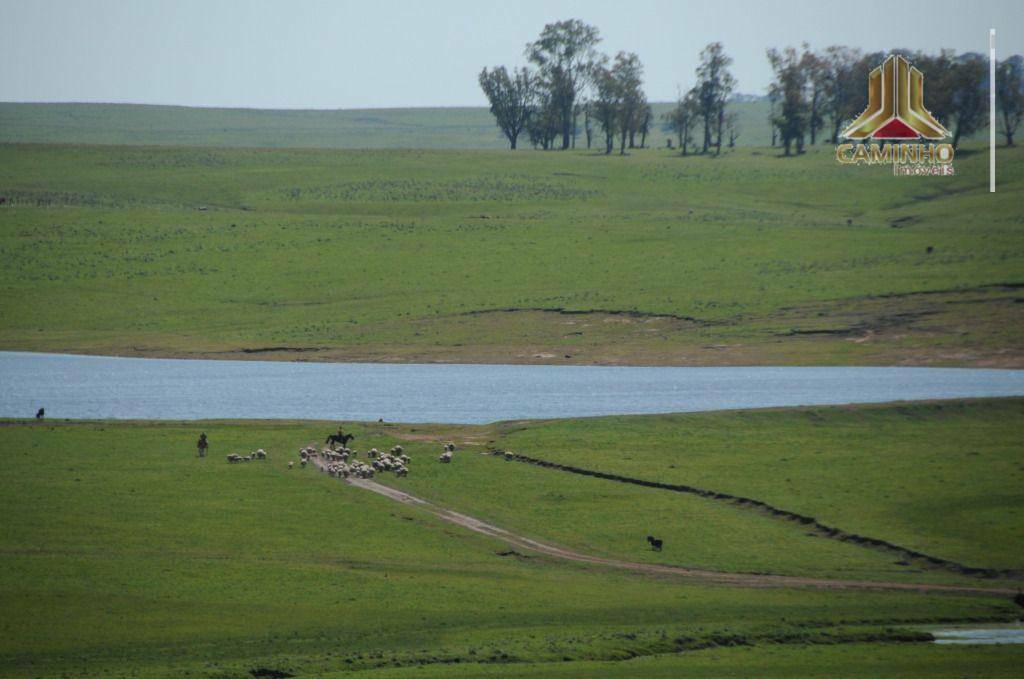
[931,627,1024,645]
[1,351,1022,423]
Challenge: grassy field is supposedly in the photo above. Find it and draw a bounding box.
[0,101,776,149]
[1,400,1022,676]
[487,399,1024,571]
[369,398,1024,582]
[0,140,1021,367]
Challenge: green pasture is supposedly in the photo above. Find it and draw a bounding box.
[0,100,991,151]
[0,101,773,149]
[491,399,1024,572]
[1,400,1022,675]
[0,141,1021,366]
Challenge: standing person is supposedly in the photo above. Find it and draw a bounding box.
[197,432,208,458]
[35,407,44,420]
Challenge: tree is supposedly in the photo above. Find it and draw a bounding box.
[996,55,1024,146]
[526,91,561,150]
[909,49,955,134]
[571,102,582,148]
[637,103,653,148]
[767,88,779,146]
[526,19,602,150]
[611,52,645,155]
[800,46,828,144]
[726,111,740,148]
[819,45,863,143]
[582,100,594,149]
[947,53,987,148]
[592,65,620,155]
[478,66,535,150]
[694,43,735,154]
[663,90,698,155]
[767,46,808,156]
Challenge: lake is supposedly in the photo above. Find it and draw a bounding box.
[1,351,1023,424]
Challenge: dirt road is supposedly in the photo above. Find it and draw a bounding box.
[343,475,1018,599]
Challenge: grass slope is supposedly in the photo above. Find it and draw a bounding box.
[1,400,1022,675]
[0,142,1021,366]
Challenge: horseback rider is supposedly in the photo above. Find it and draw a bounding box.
[197,432,208,458]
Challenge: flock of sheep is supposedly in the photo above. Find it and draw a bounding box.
[226,449,267,463]
[226,439,460,483]
[299,444,410,478]
[285,441,458,480]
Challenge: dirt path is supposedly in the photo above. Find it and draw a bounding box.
[497,452,1020,580]
[341,474,1018,599]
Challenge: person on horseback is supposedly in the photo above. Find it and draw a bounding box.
[326,428,354,450]
[197,432,208,458]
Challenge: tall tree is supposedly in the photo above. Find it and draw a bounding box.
[947,53,988,148]
[908,49,956,134]
[526,19,602,150]
[592,65,620,155]
[801,46,828,144]
[694,43,735,154]
[582,100,594,149]
[767,47,808,156]
[478,66,535,150]
[996,55,1024,146]
[526,91,561,150]
[611,52,645,155]
[767,88,779,146]
[819,45,863,143]
[637,103,653,148]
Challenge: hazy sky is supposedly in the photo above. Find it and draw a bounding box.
[2,0,1021,109]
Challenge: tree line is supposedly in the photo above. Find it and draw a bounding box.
[764,45,1023,155]
[479,19,1024,154]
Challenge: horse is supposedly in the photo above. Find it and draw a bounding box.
[646,535,663,551]
[325,432,355,450]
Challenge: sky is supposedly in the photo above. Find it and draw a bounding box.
[1,0,1022,109]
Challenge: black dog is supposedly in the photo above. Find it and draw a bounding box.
[646,535,663,551]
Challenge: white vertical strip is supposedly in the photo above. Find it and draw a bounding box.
[990,29,996,193]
